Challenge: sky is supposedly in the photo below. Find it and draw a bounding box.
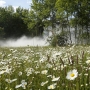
[0,0,32,9]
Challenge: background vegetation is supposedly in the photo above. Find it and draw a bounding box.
[0,0,90,45]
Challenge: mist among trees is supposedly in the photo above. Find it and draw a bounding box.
[0,0,90,45]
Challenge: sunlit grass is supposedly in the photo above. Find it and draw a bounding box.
[0,45,90,90]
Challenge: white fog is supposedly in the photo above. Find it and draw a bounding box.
[0,36,49,47]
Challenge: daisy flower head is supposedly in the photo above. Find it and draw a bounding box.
[41,81,48,86]
[41,70,48,75]
[52,77,60,82]
[21,80,27,89]
[66,69,78,80]
[18,71,22,76]
[0,70,5,75]
[48,83,57,89]
[86,60,90,64]
[15,80,27,89]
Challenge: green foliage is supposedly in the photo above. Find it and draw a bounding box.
[0,6,29,38]
[48,31,68,47]
[80,32,90,39]
[0,0,90,44]
[0,27,5,38]
[48,35,57,47]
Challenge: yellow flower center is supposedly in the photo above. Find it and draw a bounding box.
[88,60,90,63]
[70,73,75,77]
[50,85,54,89]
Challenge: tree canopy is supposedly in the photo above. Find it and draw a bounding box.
[0,0,90,44]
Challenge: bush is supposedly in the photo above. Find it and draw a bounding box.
[48,31,68,47]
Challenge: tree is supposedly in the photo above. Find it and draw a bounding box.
[0,6,29,38]
[27,0,45,36]
[0,27,4,39]
[56,0,90,44]
[27,0,57,36]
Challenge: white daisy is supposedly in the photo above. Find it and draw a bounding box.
[5,78,17,83]
[48,83,56,89]
[21,80,27,89]
[41,81,48,86]
[18,71,22,76]
[0,70,5,75]
[52,77,60,82]
[41,70,48,75]
[15,84,22,89]
[66,69,78,80]
[15,80,27,89]
[86,60,90,64]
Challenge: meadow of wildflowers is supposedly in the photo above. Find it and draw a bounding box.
[0,45,90,90]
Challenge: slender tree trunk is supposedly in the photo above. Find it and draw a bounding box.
[86,25,89,44]
[74,25,77,44]
[81,25,84,44]
[66,12,72,44]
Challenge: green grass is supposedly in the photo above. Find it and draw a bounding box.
[0,45,90,90]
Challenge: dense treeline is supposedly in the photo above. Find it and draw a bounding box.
[0,6,44,38]
[0,0,90,44]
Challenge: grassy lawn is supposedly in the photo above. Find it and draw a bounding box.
[0,45,90,90]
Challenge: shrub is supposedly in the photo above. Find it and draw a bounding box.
[48,31,68,47]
